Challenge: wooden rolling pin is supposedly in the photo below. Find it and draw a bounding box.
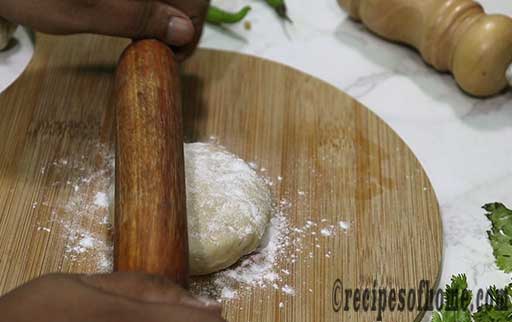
[338,0,512,97]
[114,39,189,286]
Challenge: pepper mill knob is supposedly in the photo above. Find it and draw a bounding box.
[339,0,512,97]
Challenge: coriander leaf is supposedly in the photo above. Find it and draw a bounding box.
[431,274,473,322]
[483,203,512,273]
[433,310,473,322]
[473,305,512,322]
[473,284,512,322]
[432,311,443,322]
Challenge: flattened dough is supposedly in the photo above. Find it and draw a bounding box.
[185,143,272,276]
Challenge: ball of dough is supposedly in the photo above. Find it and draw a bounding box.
[108,143,272,276]
[184,143,272,276]
[0,18,17,51]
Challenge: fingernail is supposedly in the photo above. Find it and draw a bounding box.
[166,17,194,46]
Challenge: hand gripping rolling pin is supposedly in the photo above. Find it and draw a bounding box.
[338,0,512,97]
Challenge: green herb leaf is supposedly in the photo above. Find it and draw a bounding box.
[432,274,473,322]
[484,203,512,273]
[432,311,442,322]
[473,285,512,322]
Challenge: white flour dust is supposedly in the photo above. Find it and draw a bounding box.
[35,141,352,304]
[34,145,114,273]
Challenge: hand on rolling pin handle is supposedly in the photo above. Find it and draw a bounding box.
[0,273,225,322]
[0,0,209,60]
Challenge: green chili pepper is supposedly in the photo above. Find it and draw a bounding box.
[265,0,292,23]
[206,5,252,24]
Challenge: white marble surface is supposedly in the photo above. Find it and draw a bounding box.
[1,0,512,318]
[0,27,33,93]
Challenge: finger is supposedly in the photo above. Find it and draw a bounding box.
[161,0,210,60]
[79,273,221,313]
[0,0,196,46]
[1,0,205,59]
[80,0,195,46]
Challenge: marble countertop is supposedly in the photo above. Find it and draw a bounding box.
[0,27,33,93]
[1,0,512,319]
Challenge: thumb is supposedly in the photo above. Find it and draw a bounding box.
[79,273,221,313]
[83,0,195,46]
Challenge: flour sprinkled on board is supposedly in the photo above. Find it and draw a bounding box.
[93,192,109,208]
[34,144,115,273]
[34,141,352,305]
[339,221,351,232]
[320,226,335,237]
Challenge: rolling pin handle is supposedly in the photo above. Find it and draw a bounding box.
[114,39,189,287]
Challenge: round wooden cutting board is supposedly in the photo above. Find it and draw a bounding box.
[0,34,442,322]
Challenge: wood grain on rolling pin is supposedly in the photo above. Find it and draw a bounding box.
[339,0,512,97]
[114,40,188,286]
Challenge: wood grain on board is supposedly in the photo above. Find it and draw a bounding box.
[0,34,442,322]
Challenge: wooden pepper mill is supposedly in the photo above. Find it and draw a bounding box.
[114,39,189,286]
[338,0,512,97]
